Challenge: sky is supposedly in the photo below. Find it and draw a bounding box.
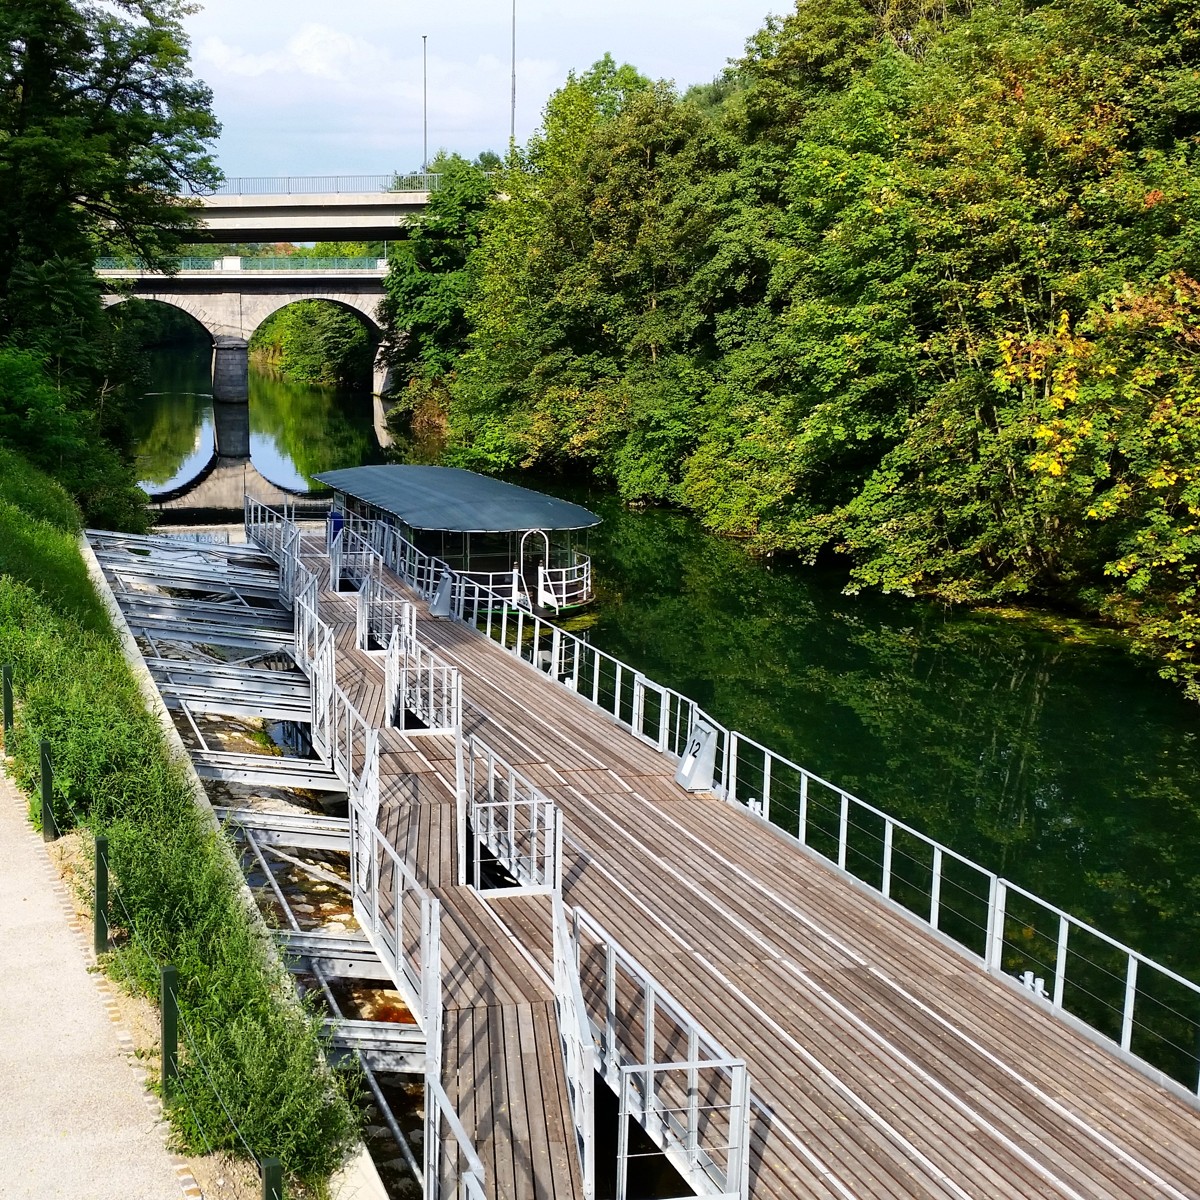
[182,1,785,180]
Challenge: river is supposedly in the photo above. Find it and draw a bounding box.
[130,348,1200,996]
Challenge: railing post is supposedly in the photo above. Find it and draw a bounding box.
[161,964,178,1100]
[2,663,12,737]
[881,821,894,899]
[261,1156,283,1200]
[837,793,850,871]
[1052,915,1069,1009]
[94,835,108,956]
[1121,957,1138,1053]
[987,881,1007,971]
[40,740,58,842]
[930,846,943,930]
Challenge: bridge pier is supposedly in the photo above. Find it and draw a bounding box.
[212,336,249,403]
[372,344,394,398]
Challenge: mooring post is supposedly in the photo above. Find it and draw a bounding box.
[2,663,12,738]
[161,964,178,1100]
[94,835,108,956]
[40,739,58,842]
[261,1156,283,1200]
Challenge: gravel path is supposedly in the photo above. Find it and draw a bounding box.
[0,765,183,1200]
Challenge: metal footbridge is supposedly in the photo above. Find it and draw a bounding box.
[84,511,1200,1200]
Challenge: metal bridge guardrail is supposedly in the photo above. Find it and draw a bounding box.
[207,173,443,195]
[321,499,1200,1098]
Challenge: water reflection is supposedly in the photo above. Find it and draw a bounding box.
[129,347,384,495]
[563,488,1200,979]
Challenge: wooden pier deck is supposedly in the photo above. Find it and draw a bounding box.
[92,527,1200,1200]
[296,534,1200,1200]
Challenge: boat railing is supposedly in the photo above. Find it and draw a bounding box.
[539,554,592,611]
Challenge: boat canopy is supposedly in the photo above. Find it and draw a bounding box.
[314,465,601,534]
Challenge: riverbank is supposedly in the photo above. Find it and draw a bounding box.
[0,451,358,1189]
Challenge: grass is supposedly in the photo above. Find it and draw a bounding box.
[0,451,360,1186]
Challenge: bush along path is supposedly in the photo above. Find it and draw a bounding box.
[0,453,360,1196]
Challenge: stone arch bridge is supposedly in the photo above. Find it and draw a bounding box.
[99,258,394,401]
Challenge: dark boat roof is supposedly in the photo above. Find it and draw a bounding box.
[314,465,601,534]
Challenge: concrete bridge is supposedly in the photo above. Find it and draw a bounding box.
[99,256,394,401]
[193,175,434,242]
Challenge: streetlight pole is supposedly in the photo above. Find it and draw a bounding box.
[422,34,428,175]
[509,0,516,146]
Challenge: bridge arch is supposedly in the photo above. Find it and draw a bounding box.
[240,293,383,341]
[101,294,220,342]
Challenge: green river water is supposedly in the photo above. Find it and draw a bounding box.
[131,347,1200,1071]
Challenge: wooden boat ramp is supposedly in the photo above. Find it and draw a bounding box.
[84,507,1200,1200]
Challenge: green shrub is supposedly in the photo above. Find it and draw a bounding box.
[0,453,360,1182]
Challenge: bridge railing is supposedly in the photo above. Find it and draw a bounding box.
[463,734,563,894]
[574,909,751,1200]
[208,173,443,195]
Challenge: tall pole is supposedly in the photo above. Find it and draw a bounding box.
[422,35,428,175]
[509,0,517,146]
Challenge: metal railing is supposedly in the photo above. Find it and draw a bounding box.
[553,897,596,1198]
[465,735,562,894]
[359,574,415,653]
[425,1077,487,1200]
[96,255,384,273]
[539,555,592,612]
[385,624,462,733]
[575,910,751,1200]
[461,568,525,606]
[241,256,386,271]
[96,256,219,271]
[246,497,487,1197]
[271,498,1200,1093]
[207,173,442,195]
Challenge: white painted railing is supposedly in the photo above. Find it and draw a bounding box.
[385,624,462,733]
[539,554,592,611]
[425,1077,487,1200]
[256,494,1200,1093]
[553,897,596,1198]
[574,909,751,1200]
[358,574,415,652]
[464,735,562,894]
[461,568,524,606]
[247,498,487,1196]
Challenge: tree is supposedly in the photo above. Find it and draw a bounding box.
[0,0,220,376]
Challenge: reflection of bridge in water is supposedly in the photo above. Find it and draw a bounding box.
[146,391,395,515]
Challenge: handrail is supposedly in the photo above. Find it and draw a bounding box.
[465,735,562,894]
[553,897,596,1197]
[324,503,1200,1095]
[246,497,487,1197]
[207,173,445,195]
[575,909,750,1200]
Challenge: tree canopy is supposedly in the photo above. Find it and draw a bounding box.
[0,0,219,525]
[379,0,1200,699]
